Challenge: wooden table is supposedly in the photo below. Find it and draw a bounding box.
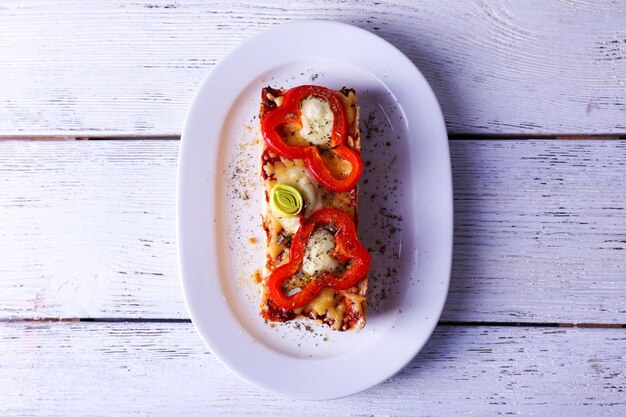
[2,1,625,415]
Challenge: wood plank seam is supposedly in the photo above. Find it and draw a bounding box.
[2,134,626,140]
[1,318,625,328]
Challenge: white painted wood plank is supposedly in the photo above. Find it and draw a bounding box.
[0,140,179,319]
[0,0,625,136]
[1,323,624,415]
[448,140,626,322]
[1,140,625,322]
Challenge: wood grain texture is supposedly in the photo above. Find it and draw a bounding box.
[448,139,626,322]
[0,140,179,318]
[0,0,625,136]
[1,322,624,416]
[1,140,624,323]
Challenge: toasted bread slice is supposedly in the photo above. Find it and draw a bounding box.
[259,86,367,331]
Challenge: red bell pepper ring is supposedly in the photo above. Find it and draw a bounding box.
[261,85,364,192]
[266,208,371,310]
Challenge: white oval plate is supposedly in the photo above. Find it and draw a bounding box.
[178,21,452,400]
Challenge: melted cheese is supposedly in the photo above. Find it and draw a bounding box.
[344,293,366,314]
[302,229,338,276]
[299,97,333,146]
[298,289,365,330]
[270,160,322,234]
[306,288,335,316]
[304,288,345,330]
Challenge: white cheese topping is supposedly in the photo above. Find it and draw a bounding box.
[271,164,322,234]
[302,229,339,276]
[299,97,333,146]
[274,215,301,236]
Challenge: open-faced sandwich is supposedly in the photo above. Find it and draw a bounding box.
[259,85,370,331]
